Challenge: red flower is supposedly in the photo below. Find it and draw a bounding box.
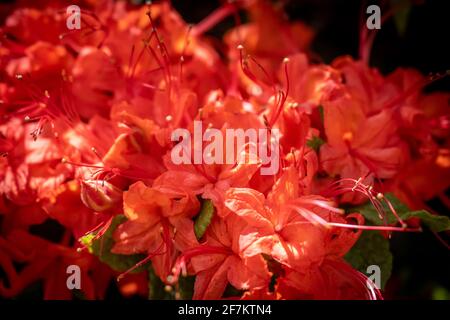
[225,167,363,269]
[0,230,110,299]
[277,259,381,300]
[112,181,198,280]
[320,83,408,198]
[171,215,271,299]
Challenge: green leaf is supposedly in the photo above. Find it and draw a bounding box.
[79,215,147,273]
[344,231,392,289]
[352,193,450,232]
[194,199,215,239]
[432,286,450,300]
[399,210,450,233]
[350,193,406,225]
[306,136,325,152]
[345,193,450,289]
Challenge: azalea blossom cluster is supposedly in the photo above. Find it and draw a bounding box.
[0,0,449,300]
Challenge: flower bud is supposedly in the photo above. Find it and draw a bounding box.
[80,179,122,212]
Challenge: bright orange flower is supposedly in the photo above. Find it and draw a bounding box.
[154,136,261,216]
[320,84,408,187]
[70,47,122,119]
[225,167,363,269]
[279,53,340,109]
[112,181,199,280]
[0,117,72,205]
[225,0,314,98]
[171,215,271,300]
[277,259,381,300]
[43,180,108,239]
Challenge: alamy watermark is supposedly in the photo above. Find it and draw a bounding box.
[66,5,81,30]
[366,264,381,289]
[66,264,81,290]
[366,5,381,30]
[170,121,280,175]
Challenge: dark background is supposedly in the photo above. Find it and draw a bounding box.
[172,0,450,89]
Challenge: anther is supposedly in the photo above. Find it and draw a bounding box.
[164,285,173,292]
[352,177,362,192]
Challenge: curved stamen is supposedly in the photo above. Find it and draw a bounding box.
[117,240,166,282]
[169,245,231,284]
[269,57,290,128]
[323,178,408,227]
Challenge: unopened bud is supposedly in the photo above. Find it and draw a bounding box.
[80,179,122,212]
